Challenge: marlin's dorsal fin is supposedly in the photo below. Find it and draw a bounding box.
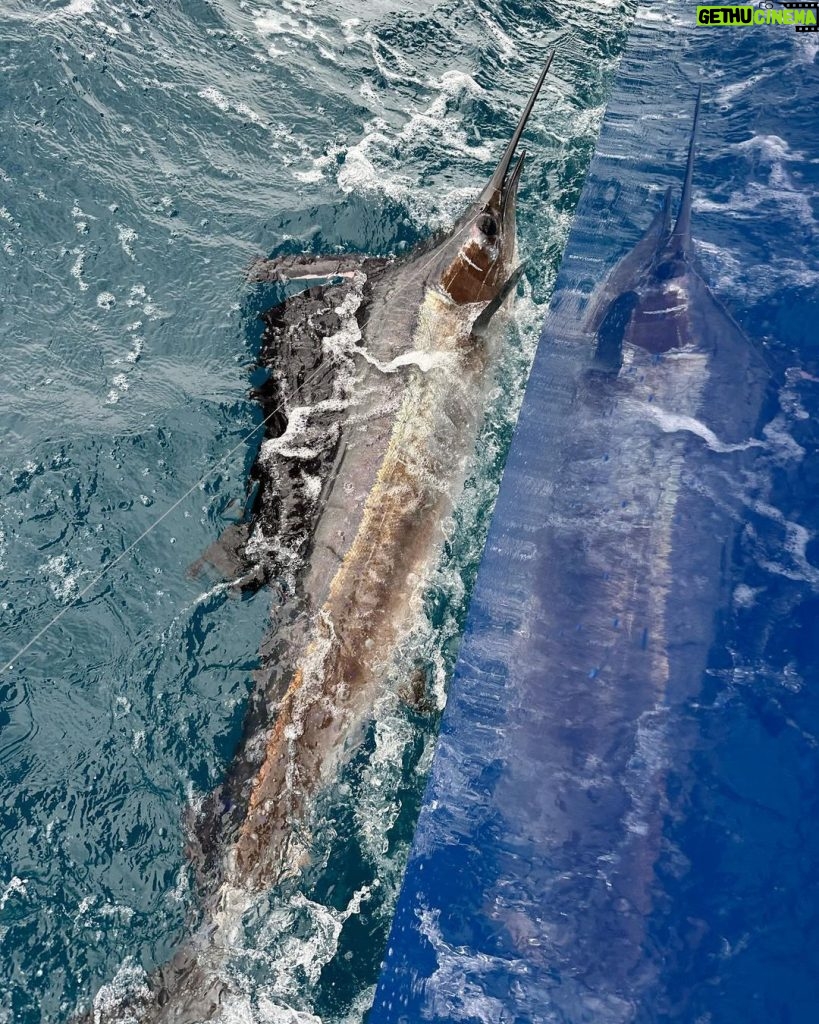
[669,86,702,255]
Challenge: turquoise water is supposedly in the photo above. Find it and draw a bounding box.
[0,0,635,1019]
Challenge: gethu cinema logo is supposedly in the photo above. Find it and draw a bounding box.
[697,3,818,28]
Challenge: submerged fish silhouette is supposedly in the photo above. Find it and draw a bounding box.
[80,56,555,1023]
[371,87,772,1024]
[586,89,765,434]
[419,89,770,1019]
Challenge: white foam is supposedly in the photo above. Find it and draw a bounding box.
[355,693,415,862]
[255,10,318,41]
[124,334,143,365]
[293,142,345,184]
[340,17,360,43]
[37,0,95,21]
[751,501,819,587]
[281,64,494,213]
[301,472,322,503]
[261,402,343,461]
[199,87,267,127]
[696,133,816,232]
[736,133,805,163]
[641,404,763,454]
[199,86,230,112]
[623,705,669,838]
[694,238,743,295]
[70,247,89,291]
[220,995,322,1023]
[733,583,761,609]
[127,283,169,320]
[365,30,425,86]
[0,876,27,911]
[40,554,81,603]
[91,958,150,1021]
[63,0,94,15]
[252,7,334,61]
[763,413,806,460]
[206,883,373,1019]
[715,73,768,106]
[415,906,527,1021]
[236,102,266,125]
[780,662,804,695]
[0,206,20,230]
[355,346,457,376]
[477,10,517,59]
[117,225,137,260]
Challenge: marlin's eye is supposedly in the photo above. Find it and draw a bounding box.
[478,214,498,239]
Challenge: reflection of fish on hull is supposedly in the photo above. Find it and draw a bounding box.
[81,55,556,1024]
[485,91,769,1018]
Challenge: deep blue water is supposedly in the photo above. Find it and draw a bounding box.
[373,4,819,1023]
[630,16,819,1021]
[0,1,635,1021]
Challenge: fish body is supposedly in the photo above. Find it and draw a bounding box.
[221,54,551,891]
[231,288,493,890]
[82,56,555,1024]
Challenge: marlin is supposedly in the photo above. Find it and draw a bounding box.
[414,89,770,1020]
[82,56,555,1023]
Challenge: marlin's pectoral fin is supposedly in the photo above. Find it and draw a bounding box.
[593,290,639,374]
[248,253,368,284]
[472,263,527,338]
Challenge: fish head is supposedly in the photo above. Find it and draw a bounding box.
[433,54,554,308]
[437,151,528,306]
[630,87,703,344]
[588,91,707,366]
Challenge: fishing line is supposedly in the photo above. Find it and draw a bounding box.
[0,208,488,678]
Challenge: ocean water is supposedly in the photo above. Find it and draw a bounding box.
[372,3,819,1022]
[0,1,637,1021]
[641,13,819,1021]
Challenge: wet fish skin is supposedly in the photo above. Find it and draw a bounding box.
[225,56,555,893]
[77,54,556,1024]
